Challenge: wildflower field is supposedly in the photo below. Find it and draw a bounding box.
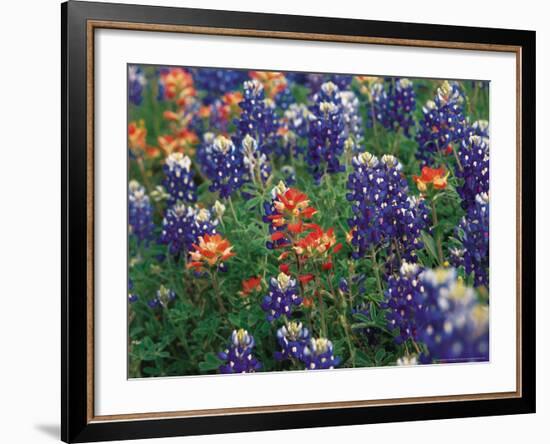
[128,66,490,377]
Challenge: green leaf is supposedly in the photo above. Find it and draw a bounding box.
[421,230,438,262]
[198,352,222,372]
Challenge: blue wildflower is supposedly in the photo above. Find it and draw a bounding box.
[218,329,262,374]
[148,285,176,309]
[159,204,219,256]
[207,135,246,198]
[383,262,425,344]
[261,273,302,322]
[339,90,364,148]
[235,80,279,155]
[307,81,346,182]
[346,152,429,263]
[128,279,138,303]
[128,180,155,244]
[192,68,248,104]
[456,134,489,210]
[416,268,489,363]
[416,81,468,165]
[128,65,146,105]
[275,321,310,361]
[162,153,196,206]
[301,338,341,370]
[371,78,416,136]
[241,134,271,186]
[454,193,489,287]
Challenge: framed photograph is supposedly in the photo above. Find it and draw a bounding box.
[62,1,536,442]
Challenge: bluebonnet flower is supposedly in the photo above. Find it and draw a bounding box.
[346,152,429,263]
[162,153,196,205]
[159,204,219,256]
[371,78,416,136]
[284,103,311,138]
[128,180,155,244]
[147,285,176,309]
[278,103,311,159]
[396,355,418,366]
[470,119,490,139]
[275,321,310,361]
[235,80,279,155]
[307,82,346,182]
[383,262,425,344]
[456,134,489,210]
[416,268,489,363]
[301,338,341,370]
[454,193,489,287]
[192,68,248,104]
[281,165,296,185]
[218,329,262,374]
[261,273,302,322]
[330,74,353,91]
[416,81,468,166]
[128,65,146,105]
[207,135,247,198]
[338,277,349,294]
[128,279,138,303]
[339,90,364,148]
[241,134,271,185]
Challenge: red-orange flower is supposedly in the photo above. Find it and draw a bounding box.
[187,234,235,271]
[293,225,338,256]
[298,274,315,285]
[268,184,317,232]
[129,121,160,157]
[160,68,196,107]
[413,166,449,192]
[157,129,199,156]
[279,263,290,275]
[128,120,147,152]
[239,276,262,297]
[249,71,287,99]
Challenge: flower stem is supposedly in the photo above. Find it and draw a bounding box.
[431,199,444,264]
[227,196,243,228]
[211,271,226,314]
[370,247,384,299]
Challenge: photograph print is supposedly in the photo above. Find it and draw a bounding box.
[127,65,490,378]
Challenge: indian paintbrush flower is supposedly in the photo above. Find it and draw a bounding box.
[187,233,235,272]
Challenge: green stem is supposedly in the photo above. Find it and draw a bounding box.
[227,196,243,228]
[431,199,444,264]
[370,247,384,299]
[211,271,226,314]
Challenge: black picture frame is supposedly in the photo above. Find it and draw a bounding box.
[62,1,536,442]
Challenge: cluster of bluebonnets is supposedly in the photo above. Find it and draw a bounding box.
[128,66,490,377]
